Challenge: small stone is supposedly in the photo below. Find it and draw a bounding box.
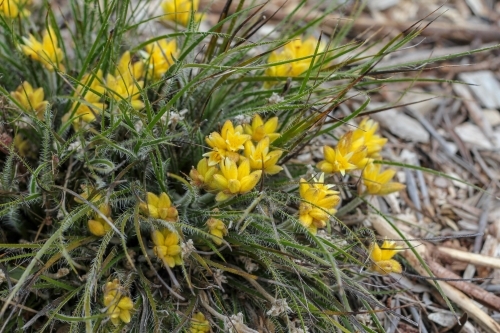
[428,311,456,327]
[371,109,430,143]
[483,109,500,127]
[455,122,500,149]
[400,89,439,116]
[434,177,449,188]
[459,71,500,109]
[367,0,399,11]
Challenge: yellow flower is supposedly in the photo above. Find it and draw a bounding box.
[88,205,113,237]
[88,216,112,237]
[0,0,30,18]
[298,173,340,234]
[74,185,104,206]
[143,39,178,80]
[362,163,406,196]
[139,192,178,222]
[115,51,144,84]
[190,312,210,333]
[243,114,280,143]
[369,240,403,275]
[206,218,227,246]
[189,158,218,189]
[103,73,144,110]
[64,71,106,130]
[212,158,262,202]
[352,118,387,158]
[20,27,65,71]
[10,81,48,120]
[265,37,324,86]
[243,137,283,175]
[103,279,134,325]
[152,228,182,268]
[317,145,356,176]
[13,134,35,158]
[74,186,100,202]
[161,0,203,26]
[317,132,369,176]
[204,120,250,166]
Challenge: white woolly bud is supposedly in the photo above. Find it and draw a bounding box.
[268,93,284,104]
[181,239,195,258]
[266,298,291,316]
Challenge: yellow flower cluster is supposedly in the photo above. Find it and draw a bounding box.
[189,312,210,333]
[190,116,282,201]
[20,28,65,71]
[139,192,178,222]
[151,228,182,268]
[88,204,113,237]
[161,0,203,26]
[75,186,113,237]
[93,42,179,113]
[10,81,48,120]
[363,163,406,196]
[265,36,324,87]
[103,279,134,325]
[0,0,30,18]
[206,218,227,245]
[63,71,106,131]
[142,39,179,80]
[102,51,144,110]
[13,134,34,159]
[316,118,405,196]
[369,240,403,275]
[298,173,340,234]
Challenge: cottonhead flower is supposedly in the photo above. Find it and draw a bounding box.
[103,279,134,325]
[352,118,387,158]
[1,0,30,18]
[21,27,65,71]
[11,81,48,120]
[189,158,218,189]
[190,312,210,333]
[243,137,283,175]
[152,228,182,268]
[139,192,178,222]
[265,36,324,86]
[212,158,262,202]
[206,218,228,245]
[369,240,403,275]
[298,173,340,234]
[161,0,203,26]
[143,39,178,80]
[362,163,406,196]
[204,120,250,166]
[243,114,280,143]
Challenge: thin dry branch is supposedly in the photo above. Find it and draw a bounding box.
[436,247,500,270]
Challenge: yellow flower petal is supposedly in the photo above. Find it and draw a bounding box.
[118,297,134,310]
[152,230,165,246]
[119,309,131,323]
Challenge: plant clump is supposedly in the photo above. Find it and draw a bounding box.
[0,0,470,332]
